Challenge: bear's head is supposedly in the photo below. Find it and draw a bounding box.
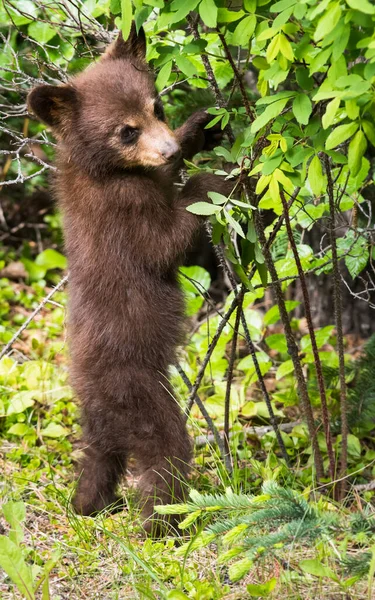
[27,24,180,176]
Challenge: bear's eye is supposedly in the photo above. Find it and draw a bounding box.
[120,125,139,145]
[154,97,165,121]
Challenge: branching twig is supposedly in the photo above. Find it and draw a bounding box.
[176,363,231,472]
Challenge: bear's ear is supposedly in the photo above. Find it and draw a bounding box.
[104,23,146,62]
[27,84,77,129]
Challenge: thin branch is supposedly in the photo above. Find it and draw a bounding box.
[176,363,231,472]
[223,291,243,460]
[280,188,335,480]
[0,275,69,360]
[325,154,348,500]
[252,206,324,479]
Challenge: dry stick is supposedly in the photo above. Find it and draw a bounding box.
[325,154,348,500]
[223,292,243,460]
[176,362,231,472]
[251,207,324,479]
[0,275,69,360]
[280,188,336,480]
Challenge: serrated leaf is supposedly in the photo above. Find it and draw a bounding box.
[207,191,228,205]
[199,0,217,27]
[325,122,359,150]
[186,202,220,215]
[224,210,245,238]
[292,94,312,125]
[308,155,323,196]
[322,97,340,130]
[348,130,367,177]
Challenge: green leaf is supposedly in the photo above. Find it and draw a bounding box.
[186,202,220,215]
[0,536,35,600]
[156,61,172,92]
[40,423,69,438]
[8,423,34,437]
[167,591,190,600]
[276,359,294,380]
[199,0,218,27]
[344,235,369,279]
[175,55,197,78]
[322,97,340,130]
[28,22,56,44]
[217,8,245,22]
[325,122,359,150]
[347,434,361,459]
[232,15,257,46]
[223,209,245,238]
[299,558,339,581]
[251,98,290,134]
[362,120,375,146]
[308,155,323,196]
[348,130,367,177]
[35,249,67,271]
[121,0,132,40]
[3,502,26,545]
[170,0,200,23]
[110,0,121,15]
[7,391,35,415]
[292,94,312,125]
[247,577,277,597]
[314,2,341,42]
[207,191,227,205]
[264,301,299,325]
[346,0,375,14]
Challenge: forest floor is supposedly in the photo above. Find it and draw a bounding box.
[0,277,374,600]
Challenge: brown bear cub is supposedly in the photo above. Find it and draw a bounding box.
[28,24,232,531]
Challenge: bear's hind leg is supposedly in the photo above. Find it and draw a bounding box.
[134,403,192,534]
[72,445,126,516]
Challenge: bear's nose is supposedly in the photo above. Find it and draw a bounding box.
[161,141,180,161]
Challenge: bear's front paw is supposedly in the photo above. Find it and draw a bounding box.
[187,109,226,152]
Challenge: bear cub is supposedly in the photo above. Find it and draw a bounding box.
[28,24,233,532]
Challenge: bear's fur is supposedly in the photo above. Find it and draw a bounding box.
[28,24,233,531]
